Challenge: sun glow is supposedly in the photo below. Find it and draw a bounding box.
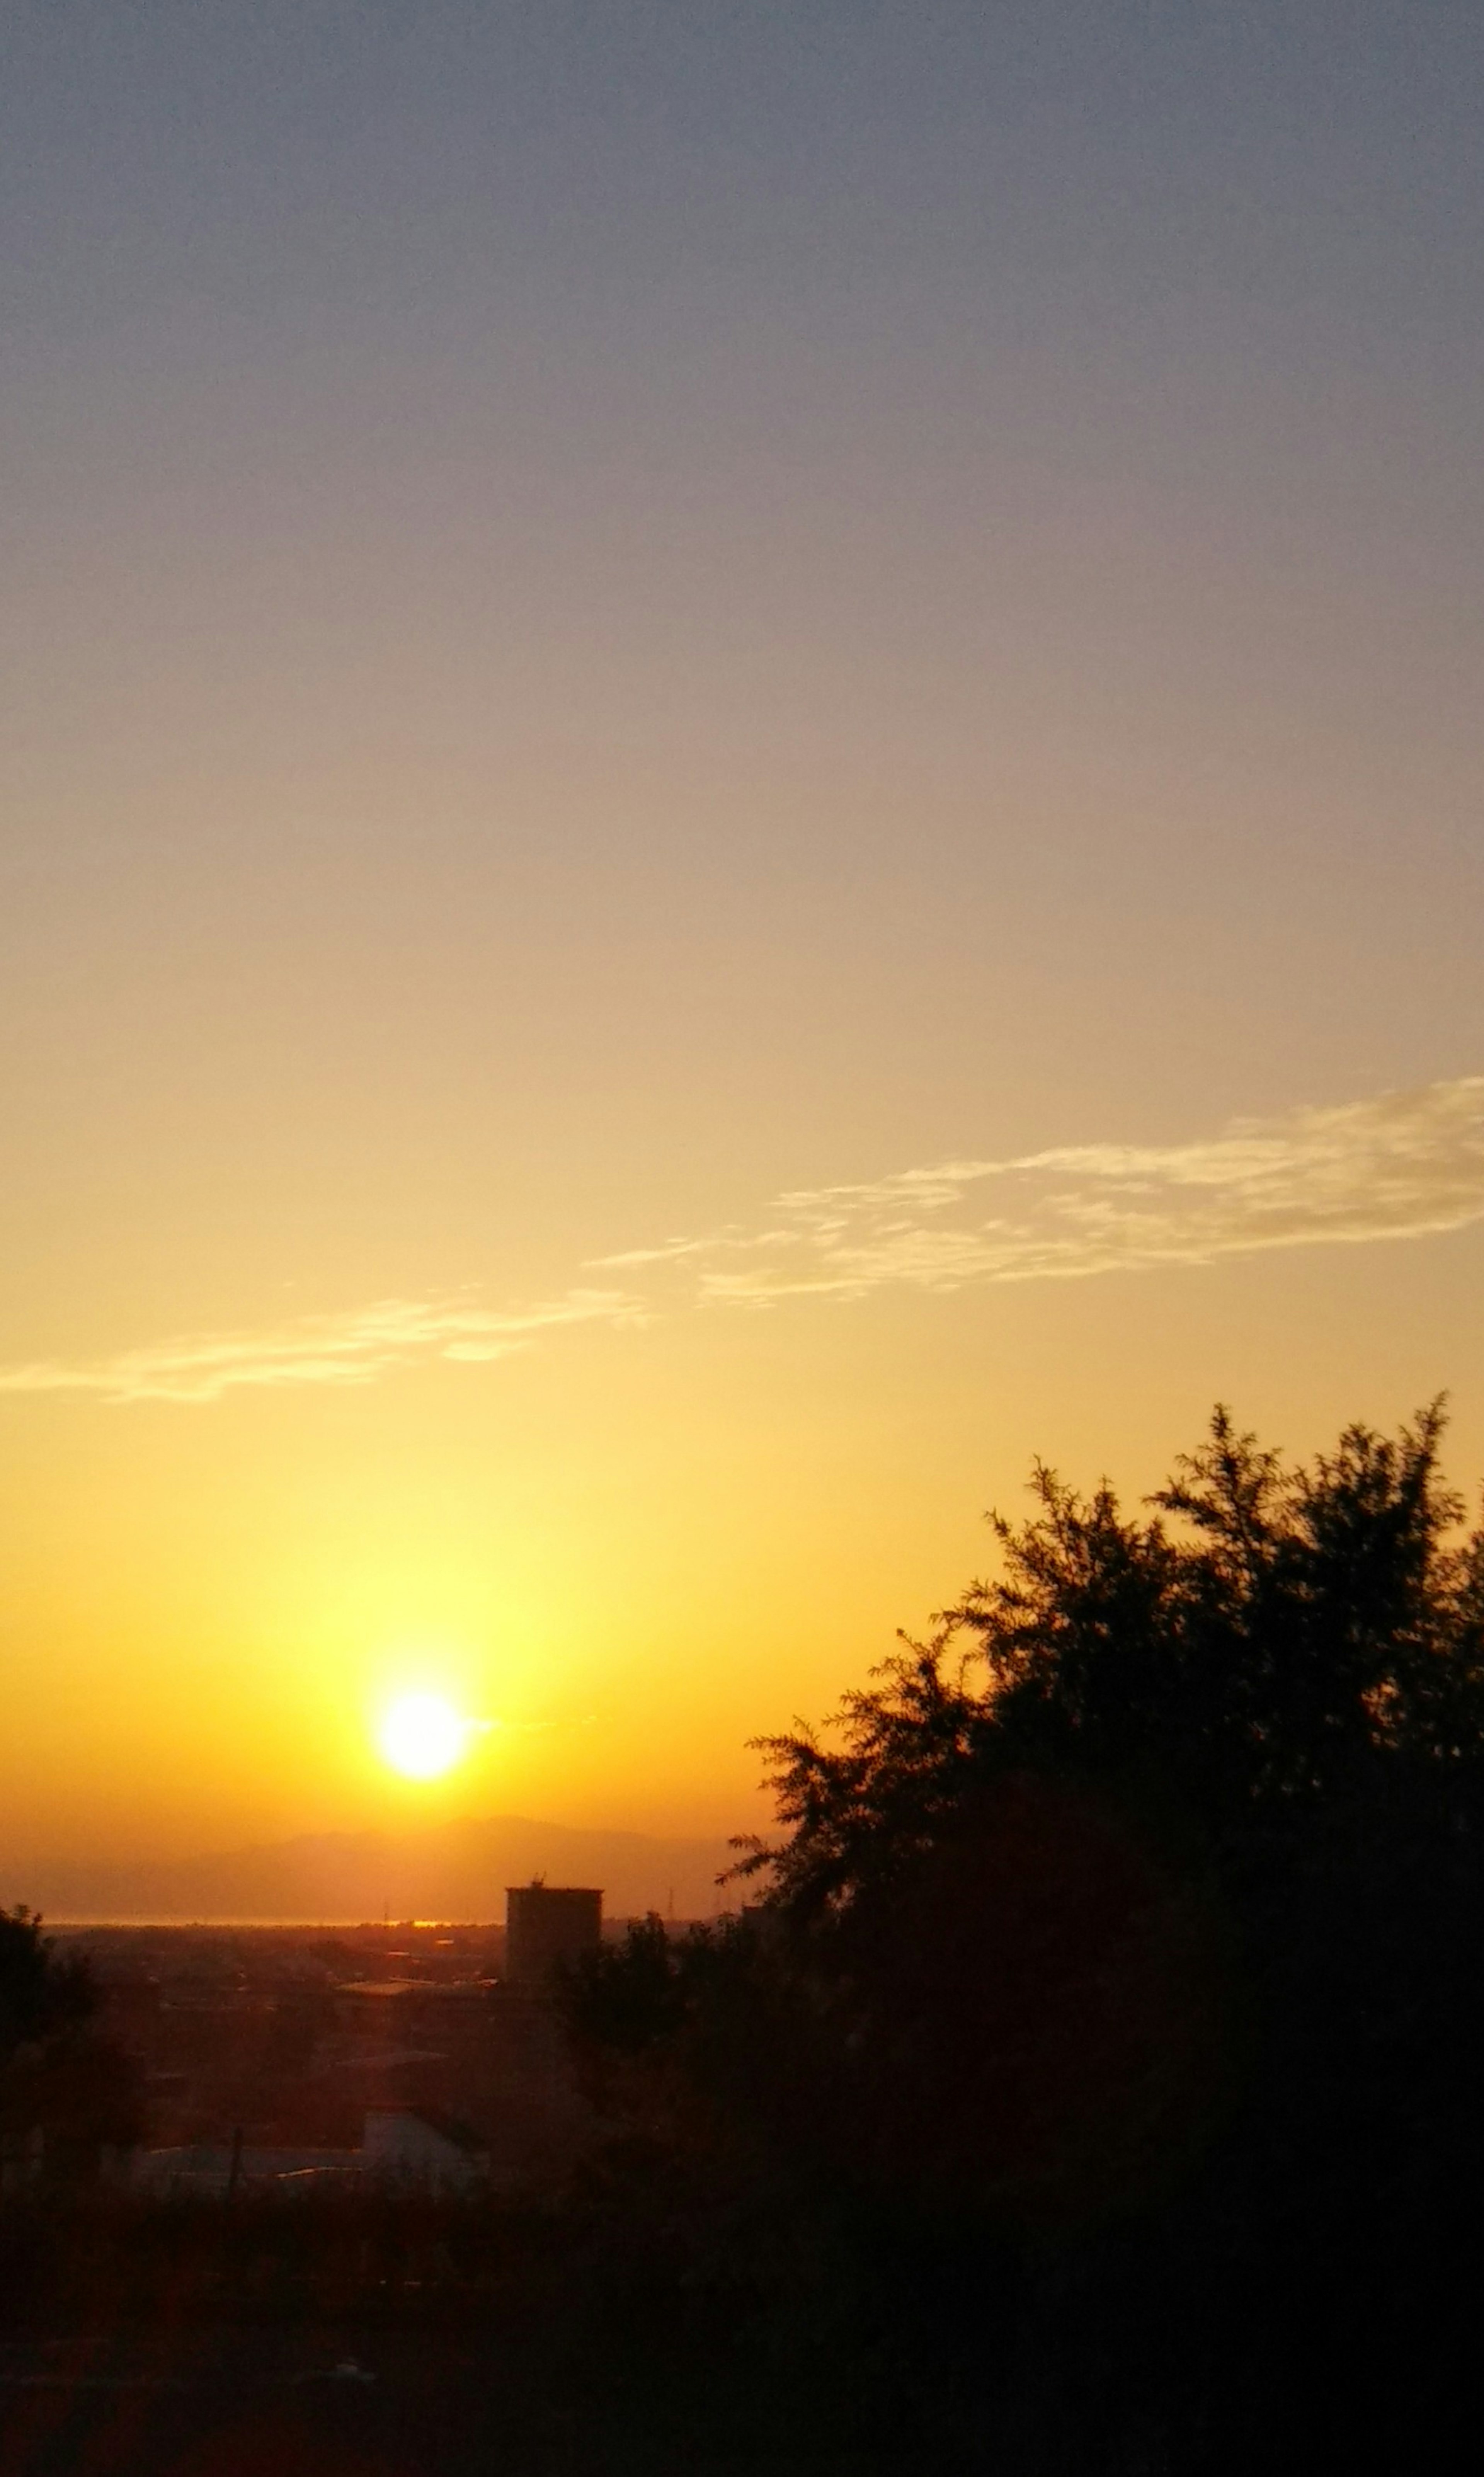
[377,1692,472,1780]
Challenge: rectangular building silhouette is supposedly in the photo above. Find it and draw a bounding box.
[505,1883,602,1985]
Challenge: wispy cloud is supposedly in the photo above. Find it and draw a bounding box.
[0,1290,646,1404]
[3,1078,1481,1403]
[677,1075,1484,1303]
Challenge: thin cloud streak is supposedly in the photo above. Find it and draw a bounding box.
[696,1075,1484,1302]
[0,1291,647,1404]
[2,1079,1481,1403]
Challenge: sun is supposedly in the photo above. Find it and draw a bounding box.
[378,1692,471,1781]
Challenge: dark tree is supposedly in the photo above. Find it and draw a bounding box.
[0,1908,143,2186]
[705,1406,1484,2466]
[739,1403,1484,1923]
[0,1908,94,2062]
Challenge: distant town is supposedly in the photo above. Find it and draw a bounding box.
[44,1887,708,2202]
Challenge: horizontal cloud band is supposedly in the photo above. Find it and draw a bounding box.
[3,1076,1481,1403]
[0,1292,648,1406]
[677,1073,1484,1302]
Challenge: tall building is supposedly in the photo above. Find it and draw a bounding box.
[505,1883,602,1986]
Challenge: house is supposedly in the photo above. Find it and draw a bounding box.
[361,2106,489,2194]
[129,2107,488,2198]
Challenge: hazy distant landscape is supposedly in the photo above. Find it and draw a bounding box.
[20,1815,734,1926]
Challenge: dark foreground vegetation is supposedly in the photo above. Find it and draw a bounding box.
[5,1403,1484,2472]
[565,1404,1484,2471]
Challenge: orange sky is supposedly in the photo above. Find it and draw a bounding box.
[3,2,1482,1875]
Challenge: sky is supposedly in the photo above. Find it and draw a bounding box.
[3,1,1482,1881]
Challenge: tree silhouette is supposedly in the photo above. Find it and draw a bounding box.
[738,1404,1484,1927]
[0,1907,94,2062]
[0,1907,143,2185]
[695,1407,1484,2462]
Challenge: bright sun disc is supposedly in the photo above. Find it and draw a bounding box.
[378,1692,468,1780]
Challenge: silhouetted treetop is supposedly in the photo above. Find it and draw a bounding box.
[566,1407,1484,2460]
[0,1908,143,2177]
[736,1404,1484,1925]
[0,1908,94,2062]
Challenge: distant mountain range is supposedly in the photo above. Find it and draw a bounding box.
[9,1814,744,1925]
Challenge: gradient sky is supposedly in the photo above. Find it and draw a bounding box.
[3,1,1482,1878]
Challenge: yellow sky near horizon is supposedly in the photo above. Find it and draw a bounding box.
[4,1185,1481,1867]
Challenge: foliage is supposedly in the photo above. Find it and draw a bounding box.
[0,1907,95,2061]
[736,1403,1484,1926]
[563,1406,1484,2465]
[561,1910,765,2061]
[562,1912,693,2055]
[0,1908,144,2178]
